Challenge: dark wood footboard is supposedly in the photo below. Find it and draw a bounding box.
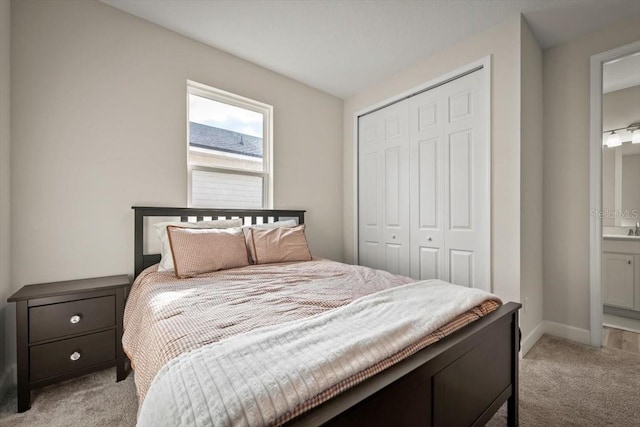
[287,302,521,427]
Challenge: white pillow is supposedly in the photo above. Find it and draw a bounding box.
[154,218,243,272]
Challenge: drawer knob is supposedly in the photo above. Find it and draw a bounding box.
[427,237,433,241]
[70,351,81,361]
[70,315,81,324]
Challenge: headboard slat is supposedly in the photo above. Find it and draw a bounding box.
[133,207,306,278]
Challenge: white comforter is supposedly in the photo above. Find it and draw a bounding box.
[137,280,498,427]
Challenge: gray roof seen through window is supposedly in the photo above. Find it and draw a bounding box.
[189,122,263,158]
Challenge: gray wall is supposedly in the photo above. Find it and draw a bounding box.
[8,0,344,375]
[0,0,11,397]
[519,17,544,345]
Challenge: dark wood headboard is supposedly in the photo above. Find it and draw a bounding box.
[132,206,306,278]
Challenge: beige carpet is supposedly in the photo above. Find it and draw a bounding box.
[487,334,640,426]
[0,368,137,427]
[0,335,638,426]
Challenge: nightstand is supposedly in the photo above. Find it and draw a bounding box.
[7,275,130,412]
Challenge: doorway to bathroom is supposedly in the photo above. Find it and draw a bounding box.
[590,41,640,349]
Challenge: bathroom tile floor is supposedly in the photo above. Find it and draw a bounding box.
[603,326,640,355]
[603,313,640,333]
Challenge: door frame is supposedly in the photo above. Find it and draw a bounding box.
[352,56,492,290]
[589,40,640,347]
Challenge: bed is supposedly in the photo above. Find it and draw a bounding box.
[127,206,521,426]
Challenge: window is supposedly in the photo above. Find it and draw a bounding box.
[187,81,273,209]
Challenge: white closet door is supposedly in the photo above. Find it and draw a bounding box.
[409,84,446,281]
[409,70,489,290]
[443,71,489,289]
[359,68,488,289]
[358,102,410,276]
[358,112,384,270]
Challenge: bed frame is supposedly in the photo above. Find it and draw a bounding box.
[132,206,521,427]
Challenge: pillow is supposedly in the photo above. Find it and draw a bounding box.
[167,226,249,278]
[250,224,312,265]
[155,218,243,271]
[243,219,298,264]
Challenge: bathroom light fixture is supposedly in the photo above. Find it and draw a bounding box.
[603,120,640,146]
[607,131,621,147]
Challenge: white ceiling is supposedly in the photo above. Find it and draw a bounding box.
[102,0,640,99]
[604,52,640,93]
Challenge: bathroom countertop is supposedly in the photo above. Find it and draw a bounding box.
[603,234,640,241]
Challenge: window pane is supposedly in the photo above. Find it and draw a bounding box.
[191,170,263,209]
[188,94,263,171]
[186,82,271,210]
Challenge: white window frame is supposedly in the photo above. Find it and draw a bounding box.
[186,80,273,209]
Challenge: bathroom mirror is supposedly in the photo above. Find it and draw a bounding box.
[602,53,640,229]
[621,148,640,226]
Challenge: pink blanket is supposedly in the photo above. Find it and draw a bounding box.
[123,259,414,402]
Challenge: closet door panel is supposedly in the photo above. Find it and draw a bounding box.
[385,243,402,275]
[418,102,438,130]
[362,153,381,228]
[359,151,383,270]
[360,241,382,270]
[419,247,440,280]
[443,71,489,291]
[419,138,439,229]
[410,87,446,280]
[358,113,384,270]
[385,147,401,227]
[448,130,473,230]
[449,89,472,122]
[380,102,411,276]
[385,116,401,139]
[359,102,410,276]
[450,249,474,288]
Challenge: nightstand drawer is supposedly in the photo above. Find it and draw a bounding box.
[29,296,115,342]
[30,329,116,382]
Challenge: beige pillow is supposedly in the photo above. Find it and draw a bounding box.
[167,226,249,278]
[243,219,298,264]
[155,218,243,272]
[250,225,312,265]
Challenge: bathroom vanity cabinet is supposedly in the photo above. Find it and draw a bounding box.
[603,237,640,314]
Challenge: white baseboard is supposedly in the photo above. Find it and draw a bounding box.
[521,321,545,356]
[541,320,591,345]
[0,363,16,401]
[520,320,592,356]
